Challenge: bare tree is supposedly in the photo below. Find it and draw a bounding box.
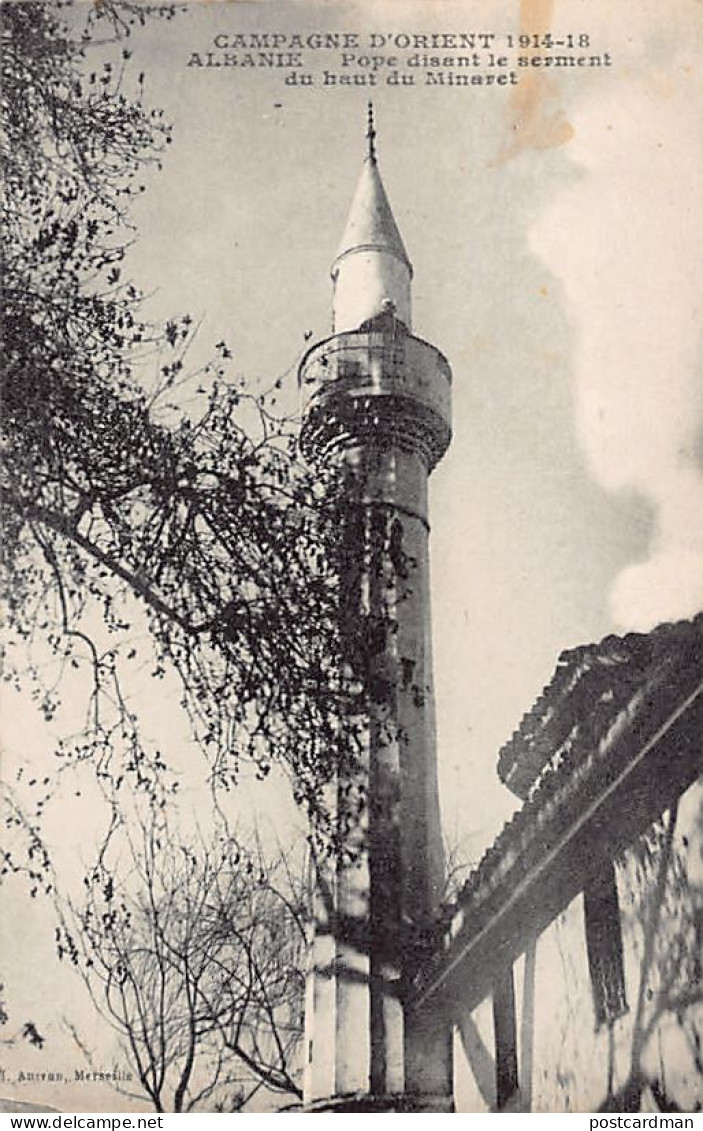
[59,810,307,1112]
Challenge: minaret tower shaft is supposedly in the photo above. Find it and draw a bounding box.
[299,106,453,1112]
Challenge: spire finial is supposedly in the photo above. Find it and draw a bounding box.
[366,101,377,163]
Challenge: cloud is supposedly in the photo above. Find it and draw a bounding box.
[530,38,703,631]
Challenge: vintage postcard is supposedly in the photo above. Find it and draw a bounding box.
[2,0,702,1115]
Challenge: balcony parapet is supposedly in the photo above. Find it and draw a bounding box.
[299,321,452,471]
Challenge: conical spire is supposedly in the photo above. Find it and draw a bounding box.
[333,103,412,273]
[331,104,413,333]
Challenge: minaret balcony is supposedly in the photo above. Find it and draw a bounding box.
[299,321,452,471]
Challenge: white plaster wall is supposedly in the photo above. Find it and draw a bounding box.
[453,778,703,1112]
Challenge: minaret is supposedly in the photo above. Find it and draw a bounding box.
[299,106,454,1112]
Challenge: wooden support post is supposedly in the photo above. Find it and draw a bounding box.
[493,963,519,1111]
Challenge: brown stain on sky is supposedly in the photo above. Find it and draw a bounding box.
[497,0,574,163]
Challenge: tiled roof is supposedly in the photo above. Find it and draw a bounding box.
[497,613,703,800]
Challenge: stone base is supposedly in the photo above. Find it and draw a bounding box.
[301,1092,455,1113]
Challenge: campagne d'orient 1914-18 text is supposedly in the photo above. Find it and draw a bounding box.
[186,31,612,86]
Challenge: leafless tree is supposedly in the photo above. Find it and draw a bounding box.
[59,809,307,1112]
